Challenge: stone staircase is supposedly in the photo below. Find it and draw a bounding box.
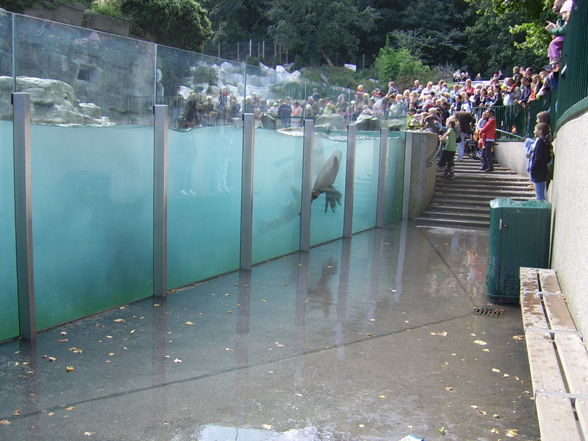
[415,158,535,229]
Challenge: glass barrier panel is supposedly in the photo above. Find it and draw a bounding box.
[252,128,303,264]
[0,10,19,341]
[352,133,379,233]
[167,126,242,289]
[14,17,157,330]
[157,46,245,129]
[30,125,154,330]
[14,14,155,126]
[310,131,347,246]
[384,131,406,223]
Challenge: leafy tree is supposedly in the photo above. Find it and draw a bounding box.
[120,0,212,52]
[266,0,378,66]
[201,0,268,43]
[375,45,432,89]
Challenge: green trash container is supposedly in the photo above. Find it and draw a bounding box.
[486,198,552,303]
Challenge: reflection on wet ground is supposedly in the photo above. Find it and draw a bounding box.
[0,223,539,441]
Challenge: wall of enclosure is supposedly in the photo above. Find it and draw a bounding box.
[0,11,407,342]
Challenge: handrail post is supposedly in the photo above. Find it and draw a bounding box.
[240,113,255,271]
[153,105,168,297]
[376,127,389,228]
[343,123,356,238]
[300,119,313,251]
[12,92,36,341]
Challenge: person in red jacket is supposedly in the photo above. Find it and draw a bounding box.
[479,109,497,172]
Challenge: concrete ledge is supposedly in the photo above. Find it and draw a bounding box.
[494,141,529,178]
[406,130,437,218]
[22,1,85,26]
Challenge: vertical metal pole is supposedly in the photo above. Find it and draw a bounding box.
[343,124,356,238]
[12,14,16,92]
[240,113,255,271]
[12,92,35,341]
[153,45,158,105]
[262,40,265,60]
[217,41,220,59]
[249,39,252,57]
[300,119,314,251]
[153,105,168,297]
[402,132,413,220]
[376,127,389,227]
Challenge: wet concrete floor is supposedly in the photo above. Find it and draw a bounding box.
[0,223,539,441]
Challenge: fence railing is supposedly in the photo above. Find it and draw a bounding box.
[554,0,588,128]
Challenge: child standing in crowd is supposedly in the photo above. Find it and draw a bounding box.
[439,119,458,178]
[530,122,553,200]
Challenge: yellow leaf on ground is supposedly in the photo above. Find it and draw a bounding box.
[185,321,194,325]
[65,407,75,411]
[0,420,10,425]
[66,366,74,372]
[506,429,519,437]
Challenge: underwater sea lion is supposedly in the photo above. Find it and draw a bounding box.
[311,149,342,213]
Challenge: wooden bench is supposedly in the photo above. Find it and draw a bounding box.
[520,267,588,441]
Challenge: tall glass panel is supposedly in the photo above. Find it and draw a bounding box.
[252,129,303,264]
[0,10,19,341]
[384,131,406,223]
[167,126,242,289]
[158,46,243,289]
[310,132,347,246]
[352,133,379,233]
[15,16,155,329]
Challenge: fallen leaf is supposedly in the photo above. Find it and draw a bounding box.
[108,352,114,356]
[358,424,365,428]
[129,329,136,334]
[470,405,478,409]
[225,347,234,351]
[274,342,285,347]
[492,368,501,373]
[295,393,303,397]
[445,386,454,391]
[65,407,75,411]
[173,358,182,363]
[378,395,386,399]
[84,432,94,436]
[60,331,68,336]
[439,426,447,435]
[12,410,21,416]
[512,335,524,341]
[506,429,519,437]
[47,357,56,362]
[490,428,499,434]
[479,410,488,415]
[47,412,54,416]
[474,340,487,346]
[262,424,272,430]
[57,339,68,343]
[66,366,74,373]
[184,321,194,326]
[106,335,113,339]
[0,420,10,425]
[503,373,510,378]
[113,319,125,323]
[492,414,500,419]
[226,311,233,315]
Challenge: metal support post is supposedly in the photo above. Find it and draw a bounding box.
[300,119,314,251]
[343,124,356,238]
[153,105,168,297]
[12,92,36,341]
[376,127,389,228]
[402,132,413,220]
[240,113,255,271]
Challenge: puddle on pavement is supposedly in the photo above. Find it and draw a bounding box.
[189,424,351,441]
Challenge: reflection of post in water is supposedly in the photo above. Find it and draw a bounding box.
[18,342,40,441]
[294,252,309,388]
[335,239,351,358]
[150,298,169,439]
[234,271,251,423]
[307,256,338,317]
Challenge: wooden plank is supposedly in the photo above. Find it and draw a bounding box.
[525,331,568,394]
[521,291,549,330]
[555,333,588,395]
[576,398,588,441]
[539,268,562,293]
[544,295,578,331]
[535,394,582,441]
[520,267,540,292]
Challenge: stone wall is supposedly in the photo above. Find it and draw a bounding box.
[549,110,588,344]
[494,141,529,177]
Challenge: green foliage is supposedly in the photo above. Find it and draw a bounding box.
[300,66,381,90]
[192,63,217,85]
[245,55,260,66]
[90,0,124,18]
[375,46,432,89]
[120,0,212,52]
[266,0,378,66]
[0,0,91,12]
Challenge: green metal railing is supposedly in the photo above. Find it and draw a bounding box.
[555,0,588,128]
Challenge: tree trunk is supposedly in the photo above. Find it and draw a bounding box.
[321,50,335,67]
